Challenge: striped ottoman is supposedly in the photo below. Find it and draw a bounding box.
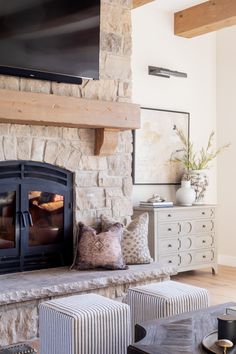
[39,294,131,354]
[123,280,209,337]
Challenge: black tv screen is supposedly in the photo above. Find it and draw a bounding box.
[0,0,100,84]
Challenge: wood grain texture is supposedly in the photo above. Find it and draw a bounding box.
[128,302,236,354]
[95,128,119,156]
[0,89,140,130]
[132,0,154,9]
[173,266,236,306]
[175,0,236,38]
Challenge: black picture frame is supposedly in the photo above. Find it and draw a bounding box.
[132,107,190,185]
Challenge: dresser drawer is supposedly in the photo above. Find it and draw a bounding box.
[192,220,215,233]
[194,250,215,264]
[195,235,215,249]
[159,254,181,267]
[157,207,215,221]
[160,252,193,267]
[159,239,180,253]
[159,222,181,236]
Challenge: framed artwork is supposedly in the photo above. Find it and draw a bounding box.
[132,107,190,185]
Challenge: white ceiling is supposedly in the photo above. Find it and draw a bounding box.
[151,0,208,12]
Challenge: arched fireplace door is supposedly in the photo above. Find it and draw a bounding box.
[0,161,73,274]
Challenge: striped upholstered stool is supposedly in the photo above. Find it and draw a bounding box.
[123,280,209,336]
[39,293,131,354]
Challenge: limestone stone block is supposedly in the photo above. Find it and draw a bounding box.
[101,4,123,34]
[20,78,51,94]
[98,171,123,187]
[123,177,133,197]
[79,141,94,155]
[118,82,132,100]
[76,188,105,210]
[121,9,132,34]
[81,79,118,102]
[44,141,59,164]
[17,137,31,160]
[78,129,95,142]
[55,143,72,168]
[105,187,123,198]
[75,171,98,187]
[0,124,10,136]
[79,156,107,171]
[101,32,122,54]
[112,196,133,217]
[51,82,81,97]
[103,54,131,81]
[107,154,132,176]
[96,208,112,219]
[10,124,31,137]
[3,137,16,160]
[65,149,82,171]
[0,75,20,90]
[31,139,45,162]
[0,301,38,346]
[30,126,62,139]
[75,209,97,225]
[62,127,79,140]
[123,34,132,56]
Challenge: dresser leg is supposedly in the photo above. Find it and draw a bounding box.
[212,265,218,275]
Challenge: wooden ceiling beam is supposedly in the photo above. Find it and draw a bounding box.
[175,0,236,38]
[132,0,154,9]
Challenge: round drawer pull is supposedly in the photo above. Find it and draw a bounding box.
[202,212,205,215]
[168,214,172,218]
[168,260,172,263]
[202,225,206,228]
[202,255,206,259]
[168,228,172,231]
[202,240,206,244]
[168,244,172,248]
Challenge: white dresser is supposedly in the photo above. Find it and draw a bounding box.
[134,205,217,274]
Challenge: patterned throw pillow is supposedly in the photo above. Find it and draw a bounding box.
[101,213,152,265]
[71,222,127,270]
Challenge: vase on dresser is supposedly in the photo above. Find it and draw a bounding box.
[176,180,196,206]
[183,170,209,205]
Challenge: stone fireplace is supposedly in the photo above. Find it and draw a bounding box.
[0,0,134,273]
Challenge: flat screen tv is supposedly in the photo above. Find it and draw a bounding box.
[0,0,100,84]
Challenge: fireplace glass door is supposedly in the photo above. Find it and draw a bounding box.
[28,191,64,247]
[0,161,73,274]
[0,188,19,255]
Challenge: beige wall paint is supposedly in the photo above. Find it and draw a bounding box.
[131,2,217,206]
[217,26,236,266]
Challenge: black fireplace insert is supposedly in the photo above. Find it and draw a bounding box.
[0,161,73,274]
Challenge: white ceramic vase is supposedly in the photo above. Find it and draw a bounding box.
[183,170,209,205]
[176,180,196,206]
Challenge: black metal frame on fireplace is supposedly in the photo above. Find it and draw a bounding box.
[0,161,73,274]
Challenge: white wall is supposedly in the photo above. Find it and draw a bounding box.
[217,26,236,266]
[132,2,217,206]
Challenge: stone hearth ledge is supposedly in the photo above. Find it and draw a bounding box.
[0,263,177,306]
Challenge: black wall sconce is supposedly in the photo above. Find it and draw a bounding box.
[148,66,187,78]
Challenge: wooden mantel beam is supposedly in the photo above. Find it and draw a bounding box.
[175,0,236,38]
[0,89,140,156]
[0,89,140,130]
[132,0,154,9]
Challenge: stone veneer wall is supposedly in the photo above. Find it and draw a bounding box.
[0,0,133,226]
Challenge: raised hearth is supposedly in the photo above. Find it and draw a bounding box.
[0,263,177,346]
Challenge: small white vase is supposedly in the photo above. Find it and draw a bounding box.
[176,180,196,206]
